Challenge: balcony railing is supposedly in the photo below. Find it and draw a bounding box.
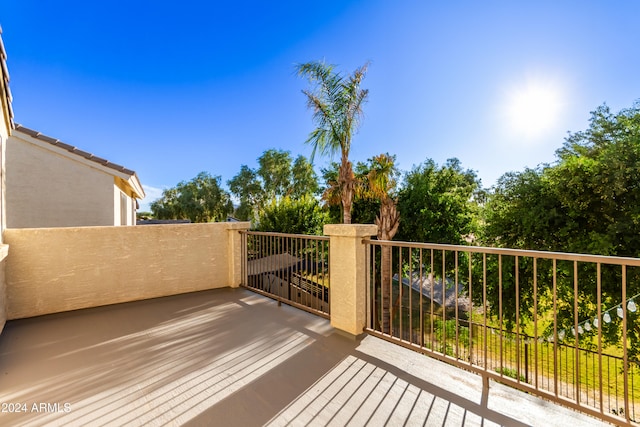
[240,231,330,317]
[364,238,640,426]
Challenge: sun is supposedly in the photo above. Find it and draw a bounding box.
[504,80,564,139]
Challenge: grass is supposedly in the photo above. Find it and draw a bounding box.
[377,279,640,417]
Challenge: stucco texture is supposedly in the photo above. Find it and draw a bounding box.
[6,134,120,228]
[324,224,377,337]
[4,222,249,319]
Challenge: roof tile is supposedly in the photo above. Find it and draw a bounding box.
[14,124,137,177]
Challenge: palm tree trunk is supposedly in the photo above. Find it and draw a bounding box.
[377,199,400,335]
[339,159,355,224]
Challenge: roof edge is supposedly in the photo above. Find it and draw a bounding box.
[14,124,144,194]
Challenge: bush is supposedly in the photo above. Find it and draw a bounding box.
[255,196,328,235]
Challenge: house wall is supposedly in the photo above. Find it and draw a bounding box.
[114,177,137,226]
[5,134,116,228]
[3,222,250,319]
[0,75,10,334]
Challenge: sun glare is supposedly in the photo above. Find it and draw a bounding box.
[505,80,563,139]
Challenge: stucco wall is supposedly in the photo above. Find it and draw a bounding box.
[5,134,116,228]
[0,82,9,334]
[4,222,250,319]
[0,245,8,334]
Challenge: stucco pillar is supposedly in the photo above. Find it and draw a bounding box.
[227,222,251,288]
[324,224,378,338]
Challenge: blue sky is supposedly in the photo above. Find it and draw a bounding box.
[1,1,639,211]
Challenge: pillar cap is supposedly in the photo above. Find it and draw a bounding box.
[323,224,378,237]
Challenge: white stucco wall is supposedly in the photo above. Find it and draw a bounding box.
[5,133,118,228]
[113,186,137,226]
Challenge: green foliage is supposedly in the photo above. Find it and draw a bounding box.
[495,367,527,383]
[228,149,319,221]
[484,102,640,256]
[228,165,263,221]
[397,158,481,244]
[150,172,233,222]
[321,159,393,226]
[297,60,369,224]
[258,149,293,199]
[292,155,320,199]
[481,101,640,357]
[255,196,328,235]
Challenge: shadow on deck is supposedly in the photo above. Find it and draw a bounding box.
[0,288,607,426]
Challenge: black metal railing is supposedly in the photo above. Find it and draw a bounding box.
[241,231,330,317]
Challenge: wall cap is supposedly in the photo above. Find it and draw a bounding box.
[323,224,377,237]
[225,221,251,231]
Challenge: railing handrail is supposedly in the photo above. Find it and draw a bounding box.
[364,238,640,267]
[364,238,640,425]
[241,230,329,241]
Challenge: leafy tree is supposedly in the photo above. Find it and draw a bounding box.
[291,155,320,199]
[363,153,401,241]
[320,161,379,225]
[297,60,369,224]
[360,153,401,334]
[482,101,640,357]
[228,149,319,221]
[151,172,233,222]
[228,165,264,221]
[256,195,328,235]
[481,168,562,249]
[258,148,293,199]
[397,158,481,245]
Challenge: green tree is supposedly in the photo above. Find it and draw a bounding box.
[360,153,401,334]
[258,148,293,199]
[228,165,263,221]
[320,161,379,225]
[297,60,369,224]
[228,149,319,221]
[151,172,233,222]
[481,168,562,249]
[256,195,328,235]
[291,155,320,199]
[397,158,481,245]
[482,101,640,356]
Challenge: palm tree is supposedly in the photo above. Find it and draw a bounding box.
[296,60,369,224]
[362,154,400,334]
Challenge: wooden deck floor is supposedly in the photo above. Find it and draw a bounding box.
[0,288,607,426]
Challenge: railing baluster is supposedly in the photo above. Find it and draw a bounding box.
[399,245,403,340]
[431,249,435,351]
[442,249,446,355]
[598,263,604,415]
[408,247,413,345]
[455,251,459,360]
[419,248,424,347]
[499,254,503,377]
[483,253,487,372]
[574,260,580,405]
[553,259,558,397]
[516,255,520,383]
[468,252,473,365]
[534,257,538,389]
[623,266,630,423]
